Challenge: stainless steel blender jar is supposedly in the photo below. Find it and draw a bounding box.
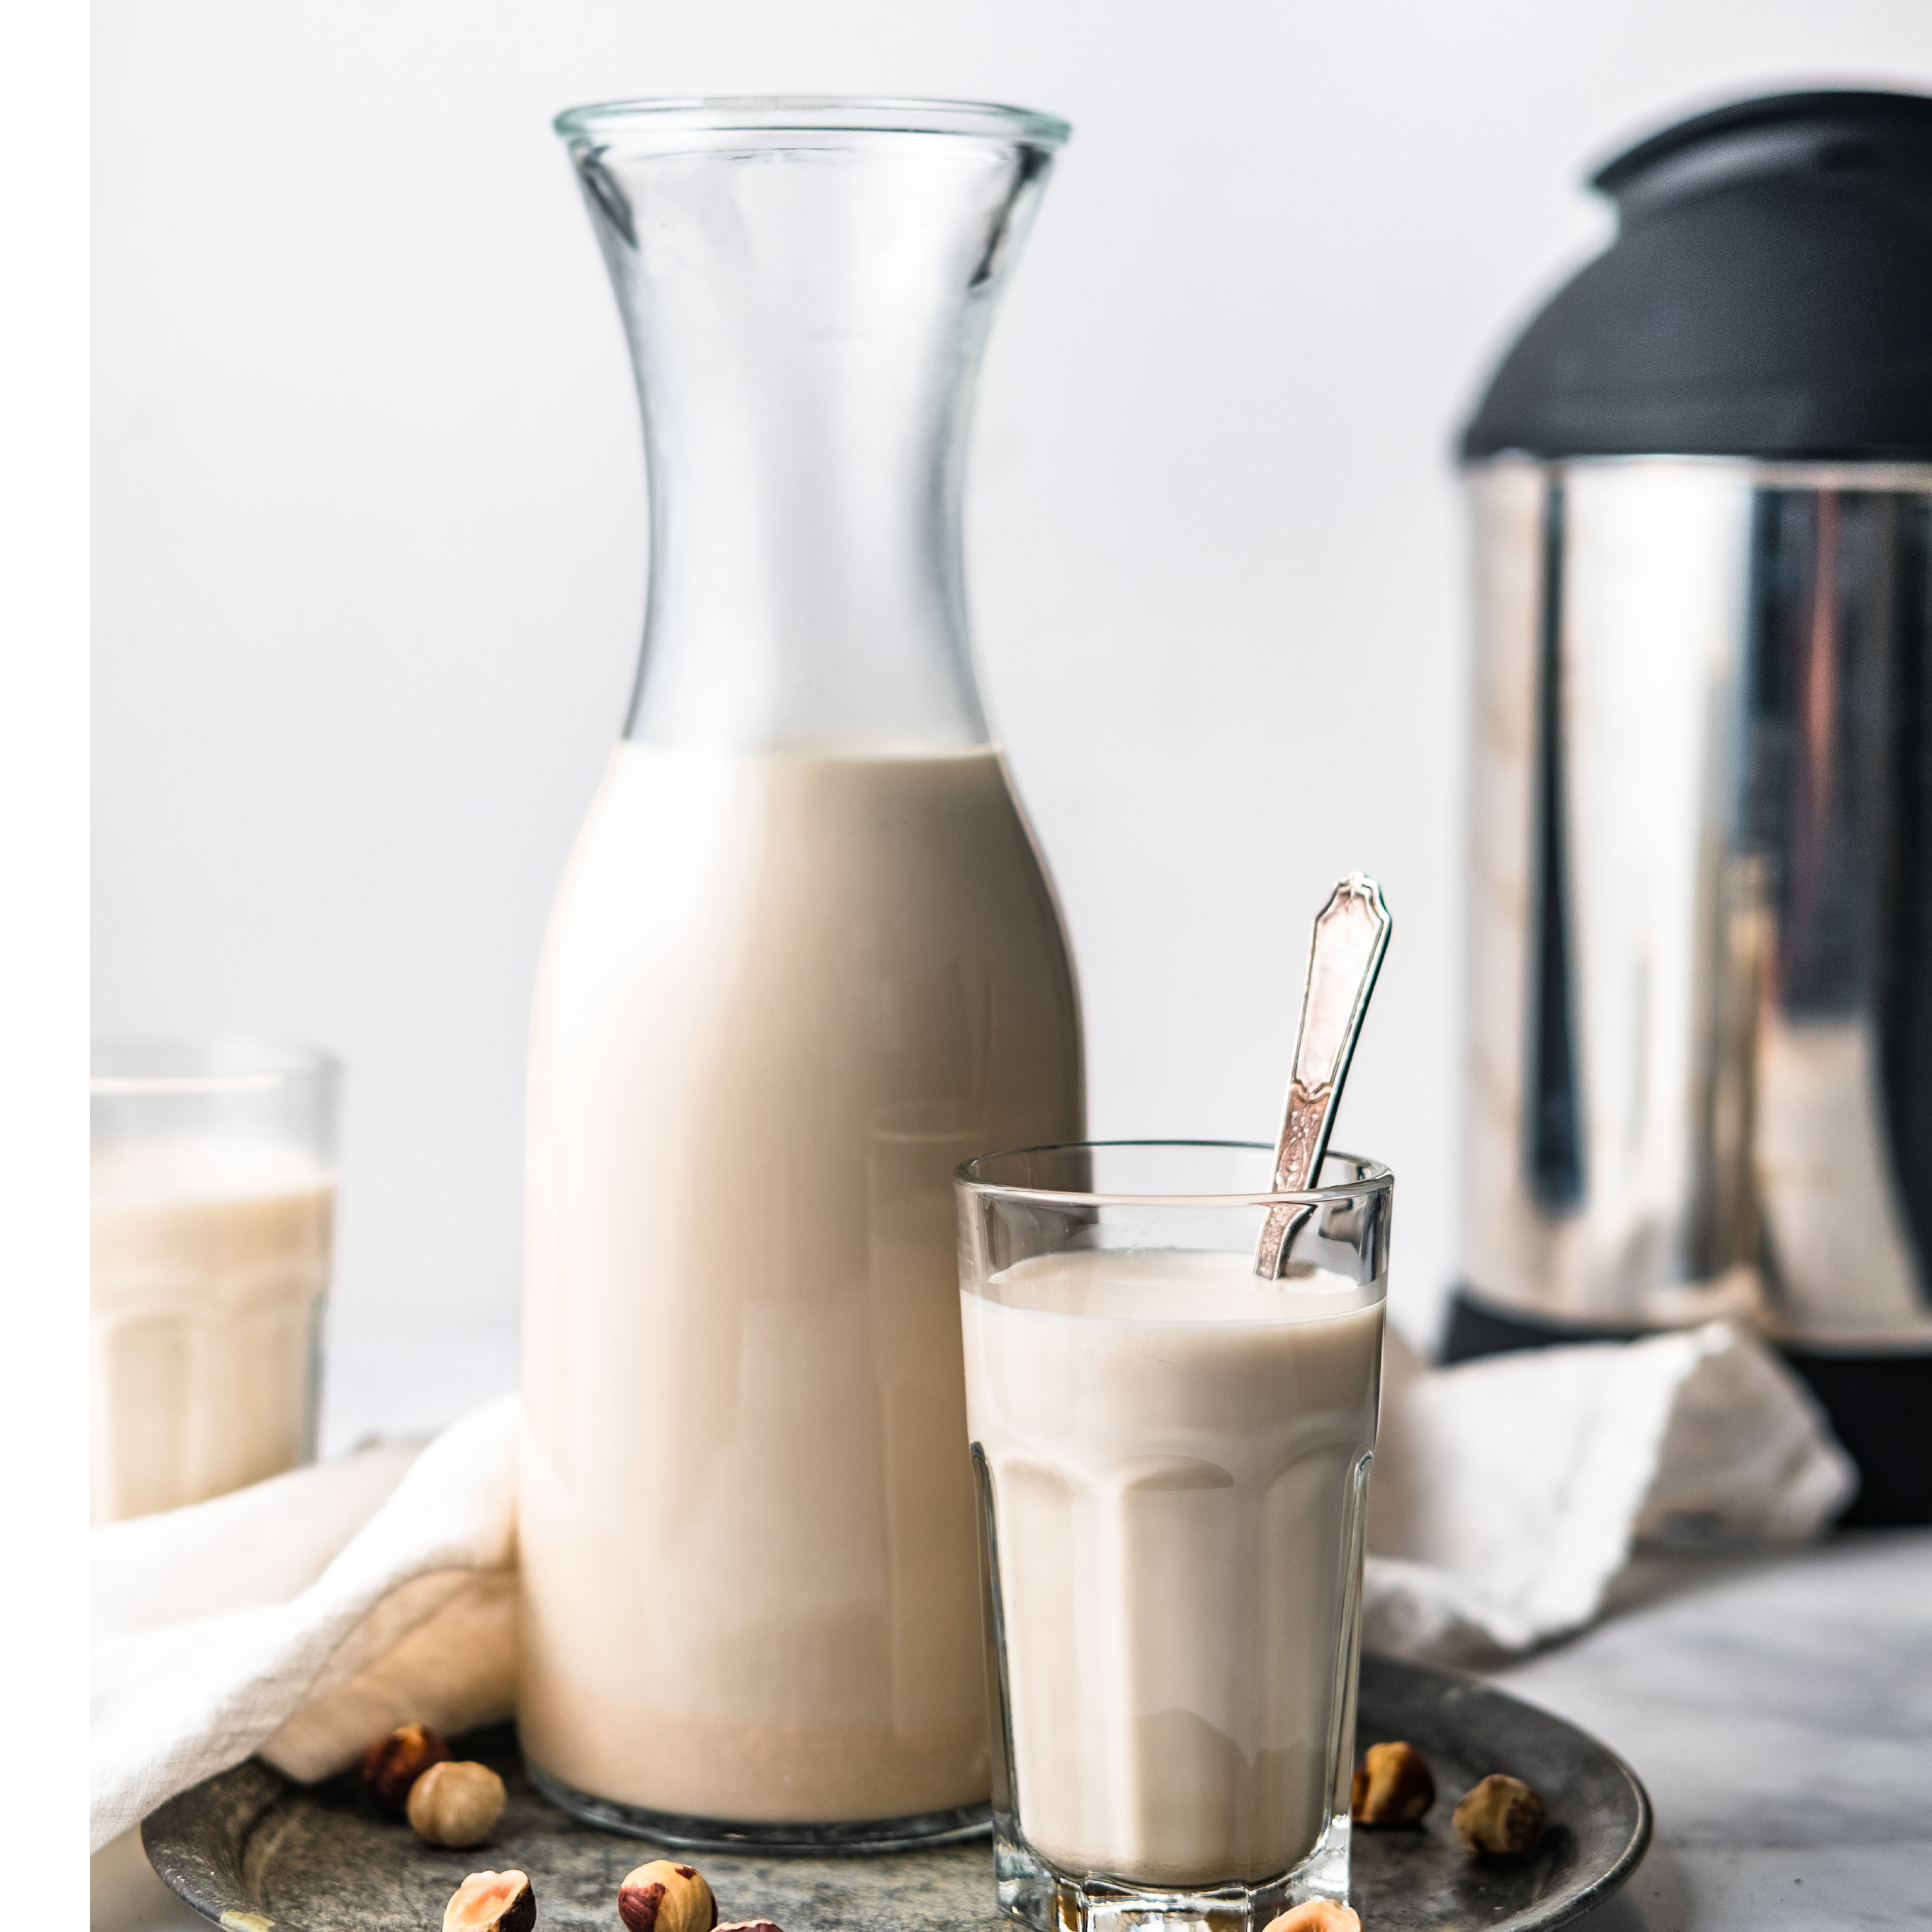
[1448,91,1932,1525]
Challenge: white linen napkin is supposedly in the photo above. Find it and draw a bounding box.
[90,1395,517,1853]
[1362,1320,1856,1658]
[90,1323,1852,1851]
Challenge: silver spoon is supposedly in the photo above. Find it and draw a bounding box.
[1253,874,1392,1278]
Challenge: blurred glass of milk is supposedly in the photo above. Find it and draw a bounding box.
[90,1039,340,1522]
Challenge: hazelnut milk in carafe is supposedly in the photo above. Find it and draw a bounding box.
[518,99,1083,1847]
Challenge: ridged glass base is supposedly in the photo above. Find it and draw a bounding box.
[993,1810,1351,1932]
[526,1762,992,1854]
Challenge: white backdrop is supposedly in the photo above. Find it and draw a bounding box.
[93,0,1932,1442]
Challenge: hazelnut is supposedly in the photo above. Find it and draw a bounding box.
[443,1870,536,1932]
[361,1721,451,1810]
[1452,1773,1546,1858]
[715,1923,788,1932]
[1261,1904,1361,1932]
[1350,1739,1436,1826]
[408,1760,507,1848]
[618,1860,718,1932]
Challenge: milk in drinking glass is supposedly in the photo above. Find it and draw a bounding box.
[90,1040,340,1523]
[956,1143,1388,1930]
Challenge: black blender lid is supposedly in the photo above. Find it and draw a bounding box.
[1461,89,1932,462]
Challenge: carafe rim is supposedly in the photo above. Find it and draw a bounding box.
[553,95,1070,151]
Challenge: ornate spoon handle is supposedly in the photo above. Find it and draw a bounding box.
[1254,874,1392,1279]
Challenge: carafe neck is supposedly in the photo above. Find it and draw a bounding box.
[561,102,1065,753]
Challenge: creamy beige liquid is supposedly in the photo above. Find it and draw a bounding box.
[519,744,1082,1823]
[963,1250,1382,1887]
[90,1138,334,1524]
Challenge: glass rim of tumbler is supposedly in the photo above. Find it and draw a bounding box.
[955,1138,1392,1210]
[90,1036,341,1099]
[553,94,1072,152]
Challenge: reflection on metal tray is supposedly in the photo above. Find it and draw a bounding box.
[143,1654,1650,1932]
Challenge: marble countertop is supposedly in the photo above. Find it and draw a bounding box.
[92,1529,1932,1932]
[1492,1529,1932,1931]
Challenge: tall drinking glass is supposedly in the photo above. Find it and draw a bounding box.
[90,1038,340,1523]
[956,1142,1391,1932]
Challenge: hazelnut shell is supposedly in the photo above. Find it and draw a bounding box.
[360,1721,451,1811]
[715,1923,789,1932]
[619,1860,718,1932]
[1261,1904,1361,1932]
[1350,1739,1436,1826]
[407,1760,507,1848]
[443,1869,535,1932]
[1452,1773,1547,1858]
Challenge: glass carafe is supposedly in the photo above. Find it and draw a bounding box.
[518,98,1084,1849]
